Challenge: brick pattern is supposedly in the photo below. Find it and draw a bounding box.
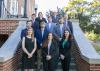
[72,42,100,71]
[0,45,22,71]
[0,20,18,35]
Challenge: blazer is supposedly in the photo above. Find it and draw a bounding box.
[42,40,58,60]
[21,28,27,39]
[64,21,73,35]
[32,20,39,30]
[46,22,56,33]
[34,28,48,48]
[53,24,67,40]
[59,39,71,58]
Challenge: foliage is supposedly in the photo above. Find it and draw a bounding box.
[85,31,100,41]
[64,0,100,33]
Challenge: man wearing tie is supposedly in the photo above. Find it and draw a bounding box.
[53,17,67,42]
[34,20,48,71]
[46,16,56,33]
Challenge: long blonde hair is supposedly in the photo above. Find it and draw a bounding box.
[26,28,34,42]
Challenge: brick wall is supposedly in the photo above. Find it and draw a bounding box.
[0,43,22,71]
[72,42,100,71]
[0,20,18,35]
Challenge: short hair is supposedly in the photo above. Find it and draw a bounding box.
[47,16,52,18]
[32,13,36,16]
[26,20,32,24]
[40,20,46,25]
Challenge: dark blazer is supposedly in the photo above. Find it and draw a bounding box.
[34,28,48,49]
[59,39,71,58]
[32,20,39,30]
[42,40,58,60]
[21,28,27,39]
[52,16,59,24]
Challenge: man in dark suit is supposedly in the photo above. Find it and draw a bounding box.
[52,12,59,24]
[34,20,48,71]
[31,13,39,31]
[21,20,32,39]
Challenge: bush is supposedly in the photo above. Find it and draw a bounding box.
[85,31,100,41]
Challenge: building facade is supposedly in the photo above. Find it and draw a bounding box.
[0,0,35,18]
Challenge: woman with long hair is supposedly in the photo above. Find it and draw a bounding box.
[22,27,37,71]
[59,29,72,71]
[42,32,58,71]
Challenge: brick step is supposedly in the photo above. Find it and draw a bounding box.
[17,57,77,71]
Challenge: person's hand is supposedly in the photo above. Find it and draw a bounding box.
[46,55,52,60]
[40,43,42,46]
[60,54,65,60]
[28,53,32,58]
[59,38,62,41]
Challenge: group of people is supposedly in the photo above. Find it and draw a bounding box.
[21,12,73,71]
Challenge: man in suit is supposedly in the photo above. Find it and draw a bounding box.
[21,20,32,39]
[64,14,73,35]
[46,16,56,33]
[53,17,67,41]
[52,12,59,24]
[34,20,48,71]
[31,14,39,31]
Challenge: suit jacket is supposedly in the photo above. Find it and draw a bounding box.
[53,24,67,41]
[46,22,56,33]
[42,40,58,60]
[52,16,59,24]
[34,28,48,49]
[59,39,71,58]
[21,28,27,39]
[32,20,39,31]
[64,21,73,35]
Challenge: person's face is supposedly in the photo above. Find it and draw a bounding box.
[64,30,70,38]
[27,22,32,29]
[48,33,53,40]
[64,15,68,20]
[27,28,33,36]
[38,12,43,18]
[59,18,64,24]
[48,17,52,22]
[32,15,36,20]
[40,22,45,28]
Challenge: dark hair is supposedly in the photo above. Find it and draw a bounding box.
[38,12,42,16]
[47,16,52,18]
[62,29,72,40]
[40,20,46,24]
[26,20,32,24]
[42,32,53,48]
[32,13,36,16]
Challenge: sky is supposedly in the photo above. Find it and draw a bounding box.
[36,0,93,16]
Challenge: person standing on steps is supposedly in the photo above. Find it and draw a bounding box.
[22,28,37,71]
[59,29,72,71]
[42,32,59,71]
[34,20,48,71]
